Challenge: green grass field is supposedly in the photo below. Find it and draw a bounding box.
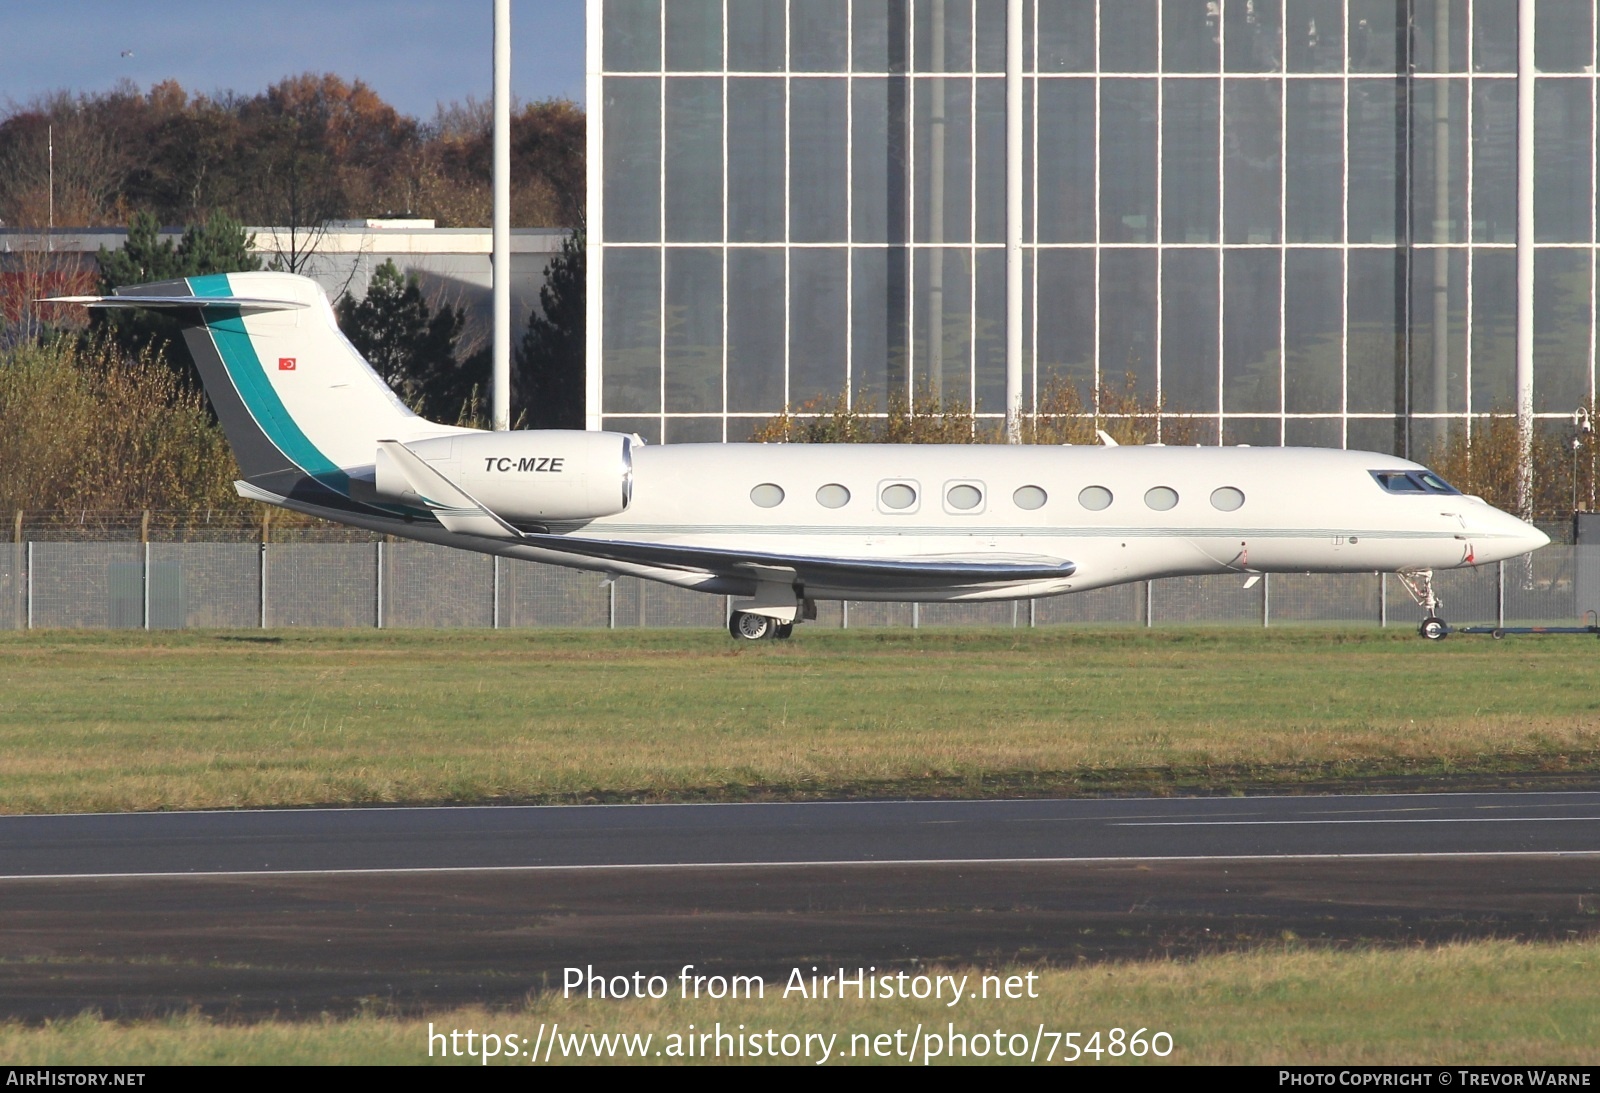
[3,627,1597,1064]
[1,626,1597,814]
[5,940,1597,1064]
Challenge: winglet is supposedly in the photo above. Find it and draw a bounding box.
[376,439,525,541]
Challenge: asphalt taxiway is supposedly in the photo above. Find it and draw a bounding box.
[1,793,1596,1019]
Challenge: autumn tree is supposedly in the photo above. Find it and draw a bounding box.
[0,77,585,231]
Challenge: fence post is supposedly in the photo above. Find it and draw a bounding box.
[25,540,33,630]
[493,555,501,629]
[1497,559,1506,627]
[912,602,919,629]
[841,600,849,629]
[375,540,384,629]
[259,510,270,629]
[1379,571,1387,627]
[607,580,616,629]
[1028,598,1036,628]
[12,511,21,632]
[1262,572,1270,628]
[143,541,151,632]
[1144,580,1153,628]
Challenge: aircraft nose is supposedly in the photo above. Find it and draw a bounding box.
[1497,511,1549,556]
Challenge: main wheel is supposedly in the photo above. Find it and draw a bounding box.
[729,611,773,641]
[1419,616,1448,641]
[774,622,794,640]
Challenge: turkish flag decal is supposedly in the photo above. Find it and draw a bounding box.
[278,357,297,371]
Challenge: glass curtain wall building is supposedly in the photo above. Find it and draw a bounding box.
[588,0,1599,453]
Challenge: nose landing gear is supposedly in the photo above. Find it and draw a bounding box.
[1397,568,1450,640]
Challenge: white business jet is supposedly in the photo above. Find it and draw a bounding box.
[50,272,1548,640]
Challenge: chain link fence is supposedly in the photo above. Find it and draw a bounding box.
[0,535,1584,633]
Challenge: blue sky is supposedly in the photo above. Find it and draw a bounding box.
[0,1,587,120]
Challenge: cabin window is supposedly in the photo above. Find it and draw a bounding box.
[880,482,918,510]
[1144,486,1179,511]
[1210,486,1245,511]
[749,483,785,508]
[945,483,983,511]
[1013,485,1047,510]
[1078,485,1113,511]
[816,483,851,508]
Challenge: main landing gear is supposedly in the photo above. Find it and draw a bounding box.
[728,611,794,641]
[1397,568,1450,640]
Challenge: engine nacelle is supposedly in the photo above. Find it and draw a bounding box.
[375,430,634,522]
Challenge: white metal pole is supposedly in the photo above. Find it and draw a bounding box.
[1430,0,1451,444]
[143,542,150,631]
[584,0,603,431]
[928,0,946,402]
[493,554,501,629]
[1516,0,1536,521]
[375,541,384,629]
[493,0,513,432]
[1005,0,1023,443]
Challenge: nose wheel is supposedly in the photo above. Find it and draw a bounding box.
[1397,569,1449,641]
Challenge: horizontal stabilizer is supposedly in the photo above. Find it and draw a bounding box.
[40,294,308,311]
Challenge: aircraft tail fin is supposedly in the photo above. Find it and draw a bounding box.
[47,272,463,504]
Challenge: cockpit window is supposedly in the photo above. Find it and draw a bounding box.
[1371,470,1460,495]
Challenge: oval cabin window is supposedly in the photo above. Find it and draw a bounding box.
[749,483,785,508]
[946,484,983,510]
[1145,486,1179,511]
[1210,486,1245,511]
[880,483,917,510]
[1078,486,1113,511]
[816,483,851,509]
[1013,485,1047,510]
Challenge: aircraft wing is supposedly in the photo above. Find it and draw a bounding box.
[374,439,1075,590]
[516,533,1075,587]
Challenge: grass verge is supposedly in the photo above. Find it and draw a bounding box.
[3,939,1597,1064]
[1,627,1597,814]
